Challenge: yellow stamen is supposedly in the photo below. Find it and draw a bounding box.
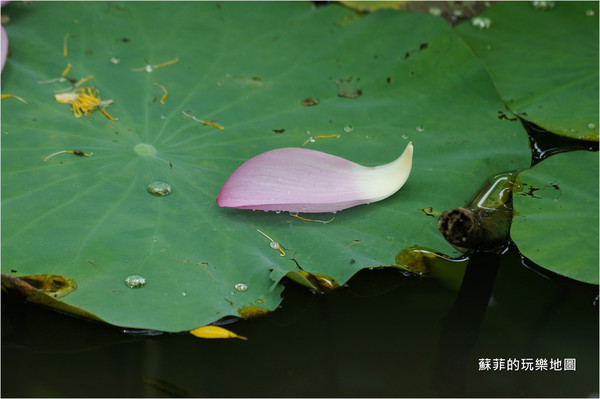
[315,134,341,139]
[256,229,286,256]
[99,107,117,121]
[55,86,116,120]
[61,63,72,77]
[44,150,94,162]
[290,214,335,224]
[275,242,286,257]
[1,94,28,104]
[156,57,179,68]
[182,110,224,130]
[75,75,94,87]
[131,57,179,72]
[153,83,168,104]
[63,33,69,57]
[302,134,341,146]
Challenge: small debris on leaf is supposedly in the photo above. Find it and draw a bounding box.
[302,98,319,106]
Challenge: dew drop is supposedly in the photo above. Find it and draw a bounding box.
[134,143,157,157]
[110,56,120,64]
[428,7,442,17]
[234,283,248,292]
[416,126,424,132]
[145,64,153,73]
[588,123,596,129]
[289,212,299,217]
[344,125,353,133]
[472,17,492,29]
[586,9,595,16]
[125,274,146,289]
[532,1,555,10]
[181,291,188,297]
[275,210,281,214]
[269,242,279,250]
[147,182,172,197]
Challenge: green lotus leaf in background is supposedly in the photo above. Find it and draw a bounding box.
[455,2,599,141]
[1,2,531,332]
[511,151,599,285]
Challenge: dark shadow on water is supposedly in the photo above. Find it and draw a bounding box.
[2,247,598,397]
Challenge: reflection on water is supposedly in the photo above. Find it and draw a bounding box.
[2,246,598,397]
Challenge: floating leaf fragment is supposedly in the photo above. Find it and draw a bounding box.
[217,142,413,213]
[189,325,248,340]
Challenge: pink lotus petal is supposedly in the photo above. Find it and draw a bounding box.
[1,25,7,72]
[217,142,413,213]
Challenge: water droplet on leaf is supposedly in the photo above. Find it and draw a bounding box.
[234,283,248,292]
[472,16,492,29]
[134,143,157,157]
[125,274,146,288]
[147,182,172,197]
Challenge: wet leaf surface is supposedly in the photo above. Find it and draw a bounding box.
[1,2,530,331]
[455,2,599,140]
[511,150,599,284]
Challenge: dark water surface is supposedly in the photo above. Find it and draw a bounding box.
[2,244,598,397]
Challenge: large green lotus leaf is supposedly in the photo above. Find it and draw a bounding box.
[455,2,599,141]
[511,151,599,284]
[1,2,531,332]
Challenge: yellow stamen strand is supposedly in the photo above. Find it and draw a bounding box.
[44,150,94,162]
[315,134,341,139]
[156,57,179,68]
[182,110,224,130]
[1,94,28,104]
[153,83,168,104]
[289,213,335,224]
[63,33,69,57]
[302,134,341,146]
[131,57,179,72]
[61,63,72,77]
[256,229,286,256]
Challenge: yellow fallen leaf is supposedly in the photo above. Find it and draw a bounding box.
[189,325,248,340]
